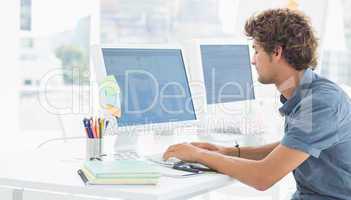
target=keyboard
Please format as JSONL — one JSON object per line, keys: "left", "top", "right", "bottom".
{"left": 146, "top": 154, "right": 212, "bottom": 169}
{"left": 100, "top": 151, "right": 211, "bottom": 172}
{"left": 99, "top": 151, "right": 180, "bottom": 165}
{"left": 146, "top": 154, "right": 182, "bottom": 167}
{"left": 197, "top": 121, "right": 242, "bottom": 135}
{"left": 211, "top": 126, "right": 242, "bottom": 134}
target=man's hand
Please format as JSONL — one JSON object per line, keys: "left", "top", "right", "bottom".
{"left": 191, "top": 142, "right": 232, "bottom": 156}
{"left": 163, "top": 143, "right": 205, "bottom": 162}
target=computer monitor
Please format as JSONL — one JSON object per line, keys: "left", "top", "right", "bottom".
{"left": 91, "top": 45, "right": 198, "bottom": 135}
{"left": 201, "top": 43, "right": 255, "bottom": 105}
{"left": 194, "top": 40, "right": 256, "bottom": 135}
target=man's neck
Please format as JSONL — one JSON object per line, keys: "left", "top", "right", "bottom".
{"left": 275, "top": 69, "right": 305, "bottom": 100}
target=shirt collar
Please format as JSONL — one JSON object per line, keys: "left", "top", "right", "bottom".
{"left": 278, "top": 68, "right": 314, "bottom": 116}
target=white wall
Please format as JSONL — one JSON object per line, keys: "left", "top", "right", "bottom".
{"left": 0, "top": 1, "right": 19, "bottom": 136}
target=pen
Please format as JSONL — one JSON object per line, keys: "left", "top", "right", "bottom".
{"left": 100, "top": 118, "right": 103, "bottom": 138}
{"left": 77, "top": 169, "right": 89, "bottom": 185}
{"left": 83, "top": 119, "right": 90, "bottom": 138}
{"left": 95, "top": 118, "right": 100, "bottom": 138}
{"left": 95, "top": 118, "right": 99, "bottom": 138}
{"left": 92, "top": 118, "right": 97, "bottom": 138}
{"left": 105, "top": 120, "right": 109, "bottom": 131}
{"left": 89, "top": 118, "right": 94, "bottom": 138}
{"left": 98, "top": 118, "right": 101, "bottom": 138}
{"left": 83, "top": 118, "right": 93, "bottom": 138}
{"left": 100, "top": 118, "right": 104, "bottom": 138}
{"left": 89, "top": 119, "right": 95, "bottom": 138}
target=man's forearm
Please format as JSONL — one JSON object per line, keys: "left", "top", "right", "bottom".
{"left": 195, "top": 142, "right": 308, "bottom": 191}
{"left": 225, "top": 141, "right": 280, "bottom": 160}
{"left": 196, "top": 150, "right": 268, "bottom": 190}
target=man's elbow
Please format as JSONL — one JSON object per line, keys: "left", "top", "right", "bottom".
{"left": 252, "top": 177, "right": 275, "bottom": 191}
{"left": 253, "top": 184, "right": 271, "bottom": 191}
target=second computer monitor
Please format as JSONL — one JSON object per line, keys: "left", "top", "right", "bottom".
{"left": 100, "top": 47, "right": 197, "bottom": 128}
{"left": 200, "top": 44, "right": 255, "bottom": 105}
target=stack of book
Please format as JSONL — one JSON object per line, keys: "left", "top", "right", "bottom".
{"left": 78, "top": 160, "right": 160, "bottom": 185}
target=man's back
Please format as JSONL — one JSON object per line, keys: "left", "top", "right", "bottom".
{"left": 281, "top": 70, "right": 351, "bottom": 199}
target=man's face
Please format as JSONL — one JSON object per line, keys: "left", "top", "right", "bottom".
{"left": 251, "top": 42, "right": 276, "bottom": 84}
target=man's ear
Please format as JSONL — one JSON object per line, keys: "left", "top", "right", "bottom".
{"left": 272, "top": 46, "right": 283, "bottom": 60}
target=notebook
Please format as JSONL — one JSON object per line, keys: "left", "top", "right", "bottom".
{"left": 79, "top": 160, "right": 160, "bottom": 185}
{"left": 79, "top": 168, "right": 159, "bottom": 185}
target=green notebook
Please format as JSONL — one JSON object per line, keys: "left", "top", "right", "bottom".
{"left": 81, "top": 168, "right": 159, "bottom": 185}
{"left": 84, "top": 160, "right": 160, "bottom": 178}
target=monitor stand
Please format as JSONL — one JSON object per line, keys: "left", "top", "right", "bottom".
{"left": 101, "top": 128, "right": 139, "bottom": 154}
{"left": 113, "top": 133, "right": 138, "bottom": 152}
{"left": 197, "top": 128, "right": 243, "bottom": 145}
{"left": 196, "top": 116, "right": 241, "bottom": 142}
{"left": 100, "top": 117, "right": 140, "bottom": 153}
{"left": 110, "top": 127, "right": 176, "bottom": 153}
{"left": 153, "top": 128, "right": 176, "bottom": 136}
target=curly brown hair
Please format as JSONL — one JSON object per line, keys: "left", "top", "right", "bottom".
{"left": 245, "top": 8, "right": 318, "bottom": 70}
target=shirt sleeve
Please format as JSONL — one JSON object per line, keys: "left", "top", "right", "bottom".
{"left": 281, "top": 95, "right": 338, "bottom": 158}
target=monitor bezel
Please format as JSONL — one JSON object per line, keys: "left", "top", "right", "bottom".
{"left": 91, "top": 44, "right": 199, "bottom": 134}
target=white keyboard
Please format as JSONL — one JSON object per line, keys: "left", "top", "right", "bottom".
{"left": 100, "top": 151, "right": 180, "bottom": 165}
{"left": 211, "top": 126, "right": 242, "bottom": 134}
{"left": 146, "top": 154, "right": 182, "bottom": 167}
{"left": 102, "top": 152, "right": 210, "bottom": 171}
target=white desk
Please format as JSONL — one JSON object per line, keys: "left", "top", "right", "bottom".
{"left": 0, "top": 133, "right": 244, "bottom": 200}
{"left": 0, "top": 97, "right": 287, "bottom": 200}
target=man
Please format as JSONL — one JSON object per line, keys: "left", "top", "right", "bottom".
{"left": 163, "top": 8, "right": 351, "bottom": 199}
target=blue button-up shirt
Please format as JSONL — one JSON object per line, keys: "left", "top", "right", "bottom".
{"left": 279, "top": 69, "right": 351, "bottom": 199}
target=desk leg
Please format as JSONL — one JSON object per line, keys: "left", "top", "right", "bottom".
{"left": 12, "top": 188, "right": 24, "bottom": 200}
{"left": 12, "top": 188, "right": 23, "bottom": 200}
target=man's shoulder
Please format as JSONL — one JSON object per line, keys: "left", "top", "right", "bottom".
{"left": 295, "top": 75, "right": 343, "bottom": 113}
{"left": 310, "top": 76, "right": 343, "bottom": 105}
{"left": 310, "top": 74, "right": 339, "bottom": 91}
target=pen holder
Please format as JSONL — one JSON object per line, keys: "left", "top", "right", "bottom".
{"left": 86, "top": 138, "right": 103, "bottom": 160}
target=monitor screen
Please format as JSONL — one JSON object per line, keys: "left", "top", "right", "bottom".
{"left": 102, "top": 48, "right": 196, "bottom": 127}
{"left": 200, "top": 44, "right": 255, "bottom": 104}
